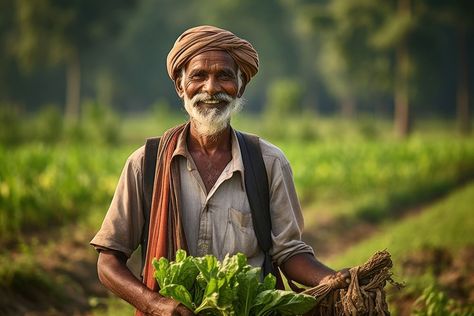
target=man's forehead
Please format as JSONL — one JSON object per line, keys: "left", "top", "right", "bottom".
{"left": 185, "top": 50, "right": 237, "bottom": 72}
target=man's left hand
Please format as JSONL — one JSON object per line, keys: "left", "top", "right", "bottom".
{"left": 319, "top": 268, "right": 351, "bottom": 289}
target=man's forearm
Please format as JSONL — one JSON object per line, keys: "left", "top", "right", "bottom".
{"left": 280, "top": 253, "right": 336, "bottom": 287}
{"left": 97, "top": 250, "right": 169, "bottom": 314}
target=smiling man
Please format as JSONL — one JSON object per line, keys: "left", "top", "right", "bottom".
{"left": 91, "top": 26, "right": 348, "bottom": 316}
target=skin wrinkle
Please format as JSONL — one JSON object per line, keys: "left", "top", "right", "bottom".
{"left": 179, "top": 66, "right": 244, "bottom": 137}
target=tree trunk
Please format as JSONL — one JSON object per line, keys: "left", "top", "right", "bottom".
{"left": 65, "top": 51, "right": 81, "bottom": 122}
{"left": 394, "top": 0, "right": 412, "bottom": 138}
{"left": 341, "top": 97, "right": 355, "bottom": 118}
{"left": 457, "top": 24, "right": 470, "bottom": 135}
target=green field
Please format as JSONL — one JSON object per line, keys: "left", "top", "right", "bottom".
{"left": 0, "top": 115, "right": 473, "bottom": 315}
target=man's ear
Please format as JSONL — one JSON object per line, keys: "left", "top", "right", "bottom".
{"left": 174, "top": 71, "right": 185, "bottom": 98}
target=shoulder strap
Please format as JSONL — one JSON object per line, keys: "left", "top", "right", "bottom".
{"left": 141, "top": 133, "right": 275, "bottom": 278}
{"left": 141, "top": 137, "right": 160, "bottom": 272}
{"left": 236, "top": 131, "right": 274, "bottom": 277}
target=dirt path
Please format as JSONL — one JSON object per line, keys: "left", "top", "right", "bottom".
{"left": 302, "top": 188, "right": 458, "bottom": 261}
{"left": 0, "top": 225, "right": 109, "bottom": 316}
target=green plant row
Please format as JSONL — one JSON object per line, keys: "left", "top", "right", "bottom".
{"left": 0, "top": 144, "right": 130, "bottom": 242}
{"left": 282, "top": 137, "right": 474, "bottom": 220}
{"left": 1, "top": 134, "right": 472, "bottom": 244}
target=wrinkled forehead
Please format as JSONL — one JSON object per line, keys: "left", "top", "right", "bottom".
{"left": 183, "top": 50, "right": 238, "bottom": 74}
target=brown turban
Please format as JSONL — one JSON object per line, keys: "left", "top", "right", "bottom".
{"left": 166, "top": 25, "right": 259, "bottom": 84}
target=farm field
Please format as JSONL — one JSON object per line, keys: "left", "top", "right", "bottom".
{"left": 0, "top": 116, "right": 473, "bottom": 315}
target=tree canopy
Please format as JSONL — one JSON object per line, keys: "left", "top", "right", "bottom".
{"left": 1, "top": 0, "right": 472, "bottom": 135}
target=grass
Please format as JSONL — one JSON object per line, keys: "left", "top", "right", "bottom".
{"left": 0, "top": 144, "right": 137, "bottom": 242}
{"left": 325, "top": 182, "right": 474, "bottom": 314}
{"left": 327, "top": 182, "right": 474, "bottom": 270}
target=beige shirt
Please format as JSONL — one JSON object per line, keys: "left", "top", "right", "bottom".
{"left": 90, "top": 126, "right": 314, "bottom": 268}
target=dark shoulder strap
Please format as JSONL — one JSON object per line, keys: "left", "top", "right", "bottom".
{"left": 140, "top": 133, "right": 274, "bottom": 278}
{"left": 236, "top": 131, "right": 274, "bottom": 277}
{"left": 141, "top": 137, "right": 160, "bottom": 271}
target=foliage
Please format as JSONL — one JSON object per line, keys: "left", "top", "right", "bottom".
{"left": 413, "top": 285, "right": 474, "bottom": 316}
{"left": 153, "top": 250, "right": 316, "bottom": 315}
{"left": 0, "top": 105, "right": 24, "bottom": 146}
{"left": 265, "top": 78, "right": 304, "bottom": 117}
{"left": 327, "top": 182, "right": 474, "bottom": 315}
{"left": 282, "top": 136, "right": 474, "bottom": 218}
{"left": 0, "top": 143, "right": 129, "bottom": 242}
{"left": 74, "top": 101, "right": 122, "bottom": 145}
{"left": 328, "top": 182, "right": 474, "bottom": 272}
{"left": 33, "top": 104, "right": 64, "bottom": 144}
{"left": 0, "top": 102, "right": 123, "bottom": 146}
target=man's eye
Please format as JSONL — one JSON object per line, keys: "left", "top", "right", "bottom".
{"left": 190, "top": 73, "right": 204, "bottom": 80}
{"left": 220, "top": 74, "right": 234, "bottom": 80}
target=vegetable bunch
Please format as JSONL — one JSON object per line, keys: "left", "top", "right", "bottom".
{"left": 152, "top": 250, "right": 316, "bottom": 315}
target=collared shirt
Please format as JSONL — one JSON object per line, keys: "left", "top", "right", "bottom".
{"left": 90, "top": 125, "right": 314, "bottom": 268}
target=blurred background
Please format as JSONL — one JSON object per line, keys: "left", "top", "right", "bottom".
{"left": 0, "top": 0, "right": 473, "bottom": 315}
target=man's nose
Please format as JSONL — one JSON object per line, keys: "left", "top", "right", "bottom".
{"left": 202, "top": 76, "right": 221, "bottom": 96}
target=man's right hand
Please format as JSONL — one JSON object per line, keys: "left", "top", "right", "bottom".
{"left": 143, "top": 292, "right": 194, "bottom": 316}
{"left": 97, "top": 249, "right": 194, "bottom": 316}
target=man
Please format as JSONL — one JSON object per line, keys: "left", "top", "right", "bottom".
{"left": 91, "top": 25, "right": 348, "bottom": 316}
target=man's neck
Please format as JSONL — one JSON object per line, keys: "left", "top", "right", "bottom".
{"left": 187, "top": 122, "right": 232, "bottom": 155}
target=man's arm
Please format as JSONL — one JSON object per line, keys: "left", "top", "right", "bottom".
{"left": 97, "top": 249, "right": 193, "bottom": 316}
{"left": 280, "top": 252, "right": 350, "bottom": 288}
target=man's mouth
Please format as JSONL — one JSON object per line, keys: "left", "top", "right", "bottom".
{"left": 202, "top": 99, "right": 221, "bottom": 104}
{"left": 198, "top": 99, "right": 228, "bottom": 108}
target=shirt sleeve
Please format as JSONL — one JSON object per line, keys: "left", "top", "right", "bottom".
{"left": 262, "top": 141, "right": 315, "bottom": 265}
{"left": 90, "top": 146, "right": 145, "bottom": 258}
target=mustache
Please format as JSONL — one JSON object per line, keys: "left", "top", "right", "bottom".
{"left": 190, "top": 92, "right": 234, "bottom": 104}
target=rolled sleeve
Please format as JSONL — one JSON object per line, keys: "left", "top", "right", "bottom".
{"left": 90, "top": 146, "right": 145, "bottom": 258}
{"left": 262, "top": 141, "right": 314, "bottom": 266}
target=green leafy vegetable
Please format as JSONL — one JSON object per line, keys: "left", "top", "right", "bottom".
{"left": 153, "top": 250, "right": 316, "bottom": 315}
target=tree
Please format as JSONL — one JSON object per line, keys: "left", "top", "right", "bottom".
{"left": 426, "top": 0, "right": 474, "bottom": 135}
{"left": 301, "top": 0, "right": 434, "bottom": 137}
{"left": 8, "top": 0, "right": 135, "bottom": 121}
{"left": 300, "top": 0, "right": 393, "bottom": 118}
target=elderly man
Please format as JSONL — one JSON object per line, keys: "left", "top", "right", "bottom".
{"left": 91, "top": 26, "right": 347, "bottom": 316}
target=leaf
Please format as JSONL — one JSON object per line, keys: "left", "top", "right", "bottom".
{"left": 220, "top": 252, "right": 248, "bottom": 284}
{"left": 234, "top": 267, "right": 260, "bottom": 316}
{"left": 273, "top": 293, "right": 317, "bottom": 315}
{"left": 194, "top": 255, "right": 218, "bottom": 282}
{"left": 175, "top": 249, "right": 187, "bottom": 262}
{"left": 251, "top": 290, "right": 316, "bottom": 316}
{"left": 260, "top": 273, "right": 276, "bottom": 292}
{"left": 152, "top": 257, "right": 170, "bottom": 289}
{"left": 195, "top": 292, "right": 234, "bottom": 316}
{"left": 159, "top": 284, "right": 195, "bottom": 311}
{"left": 172, "top": 256, "right": 200, "bottom": 291}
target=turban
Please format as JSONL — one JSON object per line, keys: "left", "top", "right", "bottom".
{"left": 166, "top": 25, "right": 259, "bottom": 84}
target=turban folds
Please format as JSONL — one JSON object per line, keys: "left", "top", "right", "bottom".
{"left": 166, "top": 25, "right": 259, "bottom": 84}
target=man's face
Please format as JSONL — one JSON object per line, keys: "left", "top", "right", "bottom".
{"left": 176, "top": 50, "right": 244, "bottom": 136}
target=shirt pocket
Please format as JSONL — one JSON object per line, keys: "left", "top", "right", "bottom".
{"left": 222, "top": 207, "right": 259, "bottom": 259}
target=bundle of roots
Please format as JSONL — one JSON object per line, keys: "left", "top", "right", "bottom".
{"left": 303, "top": 250, "right": 401, "bottom": 316}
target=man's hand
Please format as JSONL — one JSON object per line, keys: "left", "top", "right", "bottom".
{"left": 97, "top": 250, "right": 194, "bottom": 315}
{"left": 280, "top": 253, "right": 351, "bottom": 288}
{"left": 143, "top": 292, "right": 194, "bottom": 316}
{"left": 319, "top": 268, "right": 351, "bottom": 290}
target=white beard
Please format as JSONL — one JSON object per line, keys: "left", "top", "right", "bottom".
{"left": 183, "top": 92, "right": 243, "bottom": 137}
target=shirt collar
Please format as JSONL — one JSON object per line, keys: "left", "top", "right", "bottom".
{"left": 171, "top": 122, "right": 245, "bottom": 189}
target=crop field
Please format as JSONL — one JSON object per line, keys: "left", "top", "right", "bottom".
{"left": 0, "top": 115, "right": 473, "bottom": 315}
